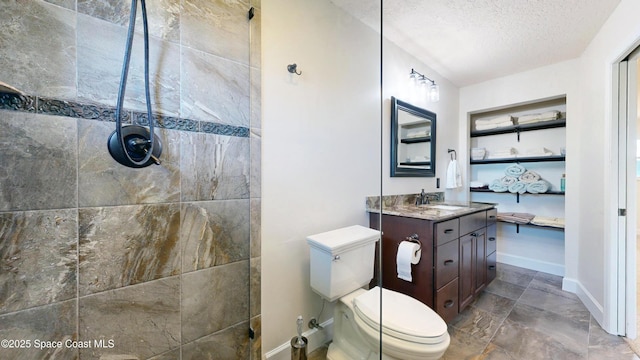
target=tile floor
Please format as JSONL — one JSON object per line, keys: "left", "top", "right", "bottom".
{"left": 308, "top": 263, "right": 638, "bottom": 359}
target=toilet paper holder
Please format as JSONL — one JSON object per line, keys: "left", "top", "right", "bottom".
{"left": 405, "top": 234, "right": 422, "bottom": 255}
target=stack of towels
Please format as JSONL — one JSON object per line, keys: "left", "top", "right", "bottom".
{"left": 517, "top": 110, "right": 560, "bottom": 125}
{"left": 475, "top": 115, "right": 514, "bottom": 131}
{"left": 496, "top": 213, "right": 564, "bottom": 229}
{"left": 488, "top": 164, "right": 550, "bottom": 194}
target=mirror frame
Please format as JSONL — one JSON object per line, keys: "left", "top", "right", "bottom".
{"left": 390, "top": 96, "right": 437, "bottom": 177}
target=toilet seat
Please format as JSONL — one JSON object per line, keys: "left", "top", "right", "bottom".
{"left": 353, "top": 286, "right": 448, "bottom": 345}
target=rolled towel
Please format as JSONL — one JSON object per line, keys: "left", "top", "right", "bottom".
{"left": 508, "top": 181, "right": 528, "bottom": 194}
{"left": 500, "top": 175, "right": 518, "bottom": 186}
{"left": 519, "top": 170, "right": 540, "bottom": 183}
{"left": 489, "top": 179, "right": 508, "bottom": 192}
{"left": 526, "top": 180, "right": 549, "bottom": 193}
{"left": 505, "top": 164, "right": 526, "bottom": 176}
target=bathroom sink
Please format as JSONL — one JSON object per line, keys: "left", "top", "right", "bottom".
{"left": 427, "top": 204, "right": 467, "bottom": 211}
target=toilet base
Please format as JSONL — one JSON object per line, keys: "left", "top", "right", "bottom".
{"left": 330, "top": 289, "right": 449, "bottom": 360}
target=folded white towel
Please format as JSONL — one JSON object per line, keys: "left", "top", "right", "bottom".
{"left": 476, "top": 115, "right": 514, "bottom": 126}
{"left": 530, "top": 216, "right": 565, "bottom": 228}
{"left": 446, "top": 159, "right": 462, "bottom": 189}
{"left": 517, "top": 111, "right": 560, "bottom": 124}
{"left": 475, "top": 121, "right": 514, "bottom": 131}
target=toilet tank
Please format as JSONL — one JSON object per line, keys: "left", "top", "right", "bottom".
{"left": 306, "top": 225, "right": 380, "bottom": 301}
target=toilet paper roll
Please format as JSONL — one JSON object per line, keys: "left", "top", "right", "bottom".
{"left": 396, "top": 241, "right": 421, "bottom": 282}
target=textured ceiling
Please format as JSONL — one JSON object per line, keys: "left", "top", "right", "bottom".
{"left": 330, "top": 0, "right": 621, "bottom": 86}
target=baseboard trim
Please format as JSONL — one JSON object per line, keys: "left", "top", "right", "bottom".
{"left": 497, "top": 252, "right": 565, "bottom": 276}
{"left": 265, "top": 318, "right": 333, "bottom": 360}
{"left": 563, "top": 277, "right": 605, "bottom": 326}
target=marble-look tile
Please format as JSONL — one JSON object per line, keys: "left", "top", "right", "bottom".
{"left": 250, "top": 315, "right": 261, "bottom": 360}
{"left": 78, "top": 0, "right": 181, "bottom": 42}
{"left": 77, "top": 14, "right": 181, "bottom": 116}
{"left": 495, "top": 263, "right": 538, "bottom": 287}
{"left": 182, "top": 321, "right": 250, "bottom": 360}
{"left": 250, "top": 257, "right": 261, "bottom": 318}
{"left": 181, "top": 200, "right": 250, "bottom": 272}
{"left": 250, "top": 199, "right": 261, "bottom": 258}
{"left": 469, "top": 291, "right": 516, "bottom": 319}
{"left": 78, "top": 204, "right": 181, "bottom": 296}
{"left": 45, "top": 0, "right": 75, "bottom": 10}
{"left": 442, "top": 326, "right": 489, "bottom": 360}
{"left": 518, "top": 280, "right": 590, "bottom": 322}
{"left": 180, "top": 132, "right": 250, "bottom": 201}
{"left": 0, "top": 210, "right": 77, "bottom": 315}
{"left": 483, "top": 279, "right": 527, "bottom": 301}
{"left": 180, "top": 47, "right": 250, "bottom": 126}
{"left": 589, "top": 318, "right": 636, "bottom": 359}
{"left": 77, "top": 120, "right": 180, "bottom": 207}
{"left": 450, "top": 306, "right": 504, "bottom": 344}
{"left": 79, "top": 277, "right": 180, "bottom": 360}
{"left": 250, "top": 129, "right": 262, "bottom": 199}
{"left": 181, "top": 261, "right": 250, "bottom": 343}
{"left": 249, "top": 5, "right": 261, "bottom": 69}
{"left": 0, "top": 1, "right": 76, "bottom": 98}
{"left": 0, "top": 112, "right": 77, "bottom": 211}
{"left": 181, "top": 0, "right": 250, "bottom": 64}
{"left": 492, "top": 303, "right": 589, "bottom": 359}
{"left": 0, "top": 300, "right": 77, "bottom": 360}
{"left": 479, "top": 342, "right": 516, "bottom": 360}
{"left": 147, "top": 348, "right": 180, "bottom": 360}
{"left": 250, "top": 68, "right": 261, "bottom": 129}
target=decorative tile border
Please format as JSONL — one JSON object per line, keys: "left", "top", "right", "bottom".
{"left": 0, "top": 91, "right": 249, "bottom": 138}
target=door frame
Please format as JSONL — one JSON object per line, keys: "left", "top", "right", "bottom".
{"left": 612, "top": 44, "right": 640, "bottom": 339}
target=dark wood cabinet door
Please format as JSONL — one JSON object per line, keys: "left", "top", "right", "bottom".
{"left": 459, "top": 233, "right": 474, "bottom": 311}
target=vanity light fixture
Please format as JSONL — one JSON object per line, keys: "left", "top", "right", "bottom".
{"left": 409, "top": 68, "right": 439, "bottom": 102}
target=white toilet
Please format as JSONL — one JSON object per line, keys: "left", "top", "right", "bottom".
{"left": 306, "top": 225, "right": 450, "bottom": 360}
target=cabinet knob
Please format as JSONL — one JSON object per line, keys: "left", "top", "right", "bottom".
{"left": 444, "top": 229, "right": 454, "bottom": 234}
{"left": 444, "top": 300, "right": 455, "bottom": 309}
{"left": 488, "top": 265, "right": 496, "bottom": 270}
{"left": 471, "top": 232, "right": 478, "bottom": 237}
{"left": 444, "top": 260, "right": 454, "bottom": 265}
{"left": 488, "top": 237, "right": 496, "bottom": 242}
{"left": 489, "top": 215, "right": 496, "bottom": 219}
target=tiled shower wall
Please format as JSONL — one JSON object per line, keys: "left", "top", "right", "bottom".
{"left": 0, "top": 1, "right": 261, "bottom": 359}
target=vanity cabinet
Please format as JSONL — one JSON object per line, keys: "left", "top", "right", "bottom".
{"left": 369, "top": 207, "right": 496, "bottom": 323}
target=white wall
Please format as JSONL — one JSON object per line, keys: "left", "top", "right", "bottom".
{"left": 262, "top": 0, "right": 461, "bottom": 355}
{"left": 458, "top": 0, "right": 640, "bottom": 332}
{"left": 575, "top": 0, "right": 640, "bottom": 331}
{"left": 262, "top": 0, "right": 380, "bottom": 354}
{"left": 459, "top": 60, "right": 579, "bottom": 277}
{"left": 381, "top": 40, "right": 461, "bottom": 197}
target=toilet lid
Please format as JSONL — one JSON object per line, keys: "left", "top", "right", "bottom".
{"left": 353, "top": 287, "right": 448, "bottom": 344}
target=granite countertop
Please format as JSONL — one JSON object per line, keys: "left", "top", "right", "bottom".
{"left": 366, "top": 193, "right": 496, "bottom": 222}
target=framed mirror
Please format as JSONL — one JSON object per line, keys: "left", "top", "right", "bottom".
{"left": 390, "top": 96, "right": 436, "bottom": 177}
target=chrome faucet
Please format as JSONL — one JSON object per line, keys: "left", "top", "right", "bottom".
{"left": 416, "top": 189, "right": 430, "bottom": 205}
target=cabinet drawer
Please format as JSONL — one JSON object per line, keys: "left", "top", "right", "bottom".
{"left": 435, "top": 278, "right": 459, "bottom": 323}
{"left": 487, "top": 251, "right": 497, "bottom": 284}
{"left": 435, "top": 218, "right": 459, "bottom": 246}
{"left": 435, "top": 239, "right": 459, "bottom": 288}
{"left": 460, "top": 211, "right": 486, "bottom": 236}
{"left": 487, "top": 208, "right": 497, "bottom": 225}
{"left": 486, "top": 224, "right": 497, "bottom": 255}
